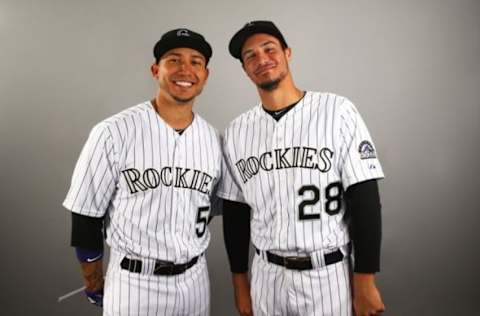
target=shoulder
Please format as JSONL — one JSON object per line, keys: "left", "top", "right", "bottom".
{"left": 88, "top": 101, "right": 153, "bottom": 141}
{"left": 100, "top": 101, "right": 151, "bottom": 127}
{"left": 307, "top": 91, "right": 360, "bottom": 119}
{"left": 193, "top": 114, "right": 221, "bottom": 140}
{"left": 304, "top": 91, "right": 350, "bottom": 109}
{"left": 224, "top": 105, "right": 260, "bottom": 137}
{"left": 84, "top": 101, "right": 148, "bottom": 141}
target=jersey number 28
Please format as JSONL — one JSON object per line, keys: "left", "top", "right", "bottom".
{"left": 298, "top": 182, "right": 343, "bottom": 220}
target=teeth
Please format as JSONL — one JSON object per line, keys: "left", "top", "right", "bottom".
{"left": 175, "top": 81, "right": 193, "bottom": 87}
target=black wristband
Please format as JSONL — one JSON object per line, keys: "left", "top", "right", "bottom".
{"left": 345, "top": 180, "right": 382, "bottom": 273}
{"left": 222, "top": 199, "right": 251, "bottom": 273}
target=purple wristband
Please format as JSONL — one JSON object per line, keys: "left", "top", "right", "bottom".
{"left": 75, "top": 247, "right": 103, "bottom": 263}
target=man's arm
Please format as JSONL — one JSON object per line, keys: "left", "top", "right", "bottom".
{"left": 222, "top": 199, "right": 252, "bottom": 316}
{"left": 345, "top": 180, "right": 385, "bottom": 316}
{"left": 71, "top": 213, "right": 105, "bottom": 307}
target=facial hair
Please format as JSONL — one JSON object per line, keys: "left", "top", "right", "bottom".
{"left": 257, "top": 70, "right": 287, "bottom": 92}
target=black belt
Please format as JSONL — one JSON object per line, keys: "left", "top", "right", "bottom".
{"left": 255, "top": 248, "right": 345, "bottom": 270}
{"left": 120, "top": 255, "right": 201, "bottom": 276}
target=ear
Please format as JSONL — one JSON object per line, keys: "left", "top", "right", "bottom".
{"left": 285, "top": 47, "right": 292, "bottom": 61}
{"left": 204, "top": 67, "right": 210, "bottom": 82}
{"left": 150, "top": 63, "right": 159, "bottom": 78}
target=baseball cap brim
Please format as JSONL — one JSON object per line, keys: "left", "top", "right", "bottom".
{"left": 228, "top": 21, "right": 288, "bottom": 60}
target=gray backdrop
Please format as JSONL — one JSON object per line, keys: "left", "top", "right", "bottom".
{"left": 1, "top": 0, "right": 479, "bottom": 315}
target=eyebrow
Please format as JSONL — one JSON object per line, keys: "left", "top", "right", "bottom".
{"left": 163, "top": 52, "right": 205, "bottom": 62}
{"left": 191, "top": 54, "right": 206, "bottom": 62}
{"left": 163, "top": 52, "right": 182, "bottom": 58}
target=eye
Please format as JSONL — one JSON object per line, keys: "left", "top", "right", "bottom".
{"left": 191, "top": 59, "right": 204, "bottom": 67}
{"left": 245, "top": 52, "right": 256, "bottom": 60}
{"left": 168, "top": 58, "right": 180, "bottom": 64}
{"left": 265, "top": 47, "right": 276, "bottom": 53}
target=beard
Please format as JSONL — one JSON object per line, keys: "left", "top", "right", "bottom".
{"left": 256, "top": 70, "right": 287, "bottom": 92}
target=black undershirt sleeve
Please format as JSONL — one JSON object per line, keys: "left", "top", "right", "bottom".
{"left": 344, "top": 179, "right": 382, "bottom": 273}
{"left": 222, "top": 199, "right": 251, "bottom": 273}
{"left": 70, "top": 213, "right": 104, "bottom": 251}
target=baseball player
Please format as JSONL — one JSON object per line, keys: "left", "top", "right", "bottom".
{"left": 218, "top": 21, "right": 385, "bottom": 316}
{"left": 64, "top": 28, "right": 222, "bottom": 316}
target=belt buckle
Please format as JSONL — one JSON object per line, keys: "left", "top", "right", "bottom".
{"left": 283, "top": 256, "right": 305, "bottom": 270}
{"left": 154, "top": 259, "right": 174, "bottom": 275}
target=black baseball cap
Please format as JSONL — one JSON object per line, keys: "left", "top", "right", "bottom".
{"left": 228, "top": 21, "right": 288, "bottom": 60}
{"left": 153, "top": 28, "right": 212, "bottom": 64}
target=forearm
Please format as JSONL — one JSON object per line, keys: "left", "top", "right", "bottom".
{"left": 345, "top": 180, "right": 382, "bottom": 273}
{"left": 353, "top": 272, "right": 375, "bottom": 287}
{"left": 80, "top": 260, "right": 104, "bottom": 292}
{"left": 231, "top": 272, "right": 253, "bottom": 316}
{"left": 222, "top": 199, "right": 251, "bottom": 273}
{"left": 232, "top": 272, "right": 250, "bottom": 288}
{"left": 71, "top": 213, "right": 105, "bottom": 306}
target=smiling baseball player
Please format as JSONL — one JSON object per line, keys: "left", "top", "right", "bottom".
{"left": 64, "top": 28, "right": 221, "bottom": 315}
{"left": 219, "top": 21, "right": 386, "bottom": 316}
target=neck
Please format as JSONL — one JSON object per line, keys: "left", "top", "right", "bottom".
{"left": 257, "top": 75, "right": 303, "bottom": 111}
{"left": 152, "top": 92, "right": 194, "bottom": 130}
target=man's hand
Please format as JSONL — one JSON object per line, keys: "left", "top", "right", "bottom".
{"left": 80, "top": 260, "right": 104, "bottom": 307}
{"left": 85, "top": 288, "right": 103, "bottom": 307}
{"left": 232, "top": 273, "right": 253, "bottom": 316}
{"left": 352, "top": 273, "right": 385, "bottom": 316}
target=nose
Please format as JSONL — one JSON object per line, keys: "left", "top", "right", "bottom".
{"left": 178, "top": 61, "right": 190, "bottom": 72}
{"left": 257, "top": 51, "right": 270, "bottom": 66}
{"left": 173, "top": 59, "right": 194, "bottom": 74}
{"left": 256, "top": 51, "right": 269, "bottom": 65}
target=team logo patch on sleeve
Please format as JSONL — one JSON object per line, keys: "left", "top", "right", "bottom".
{"left": 358, "top": 140, "right": 377, "bottom": 159}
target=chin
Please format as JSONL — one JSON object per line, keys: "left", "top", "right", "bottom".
{"left": 173, "top": 95, "right": 195, "bottom": 104}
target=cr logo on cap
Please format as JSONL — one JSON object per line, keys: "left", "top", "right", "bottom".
{"left": 177, "top": 29, "right": 190, "bottom": 37}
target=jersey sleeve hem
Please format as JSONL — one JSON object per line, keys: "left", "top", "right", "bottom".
{"left": 62, "top": 199, "right": 106, "bottom": 218}
{"left": 343, "top": 174, "right": 385, "bottom": 191}
{"left": 216, "top": 190, "right": 246, "bottom": 204}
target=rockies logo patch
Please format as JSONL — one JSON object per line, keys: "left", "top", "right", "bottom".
{"left": 177, "top": 29, "right": 190, "bottom": 37}
{"left": 358, "top": 140, "right": 376, "bottom": 159}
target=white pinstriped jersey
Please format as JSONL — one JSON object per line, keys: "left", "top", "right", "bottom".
{"left": 64, "top": 101, "right": 222, "bottom": 263}
{"left": 217, "top": 91, "right": 384, "bottom": 253}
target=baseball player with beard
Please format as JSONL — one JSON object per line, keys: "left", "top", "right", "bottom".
{"left": 64, "top": 28, "right": 221, "bottom": 315}
{"left": 218, "top": 21, "right": 386, "bottom": 316}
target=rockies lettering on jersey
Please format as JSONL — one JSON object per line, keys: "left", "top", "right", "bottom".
{"left": 235, "top": 146, "right": 333, "bottom": 183}
{"left": 121, "top": 167, "right": 215, "bottom": 194}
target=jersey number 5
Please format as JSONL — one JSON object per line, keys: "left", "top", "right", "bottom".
{"left": 196, "top": 206, "right": 210, "bottom": 238}
{"left": 298, "top": 182, "right": 343, "bottom": 220}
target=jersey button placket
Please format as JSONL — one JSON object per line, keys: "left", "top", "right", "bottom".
{"left": 272, "top": 124, "right": 284, "bottom": 250}
{"left": 171, "top": 137, "right": 182, "bottom": 260}
{"left": 174, "top": 139, "right": 185, "bottom": 225}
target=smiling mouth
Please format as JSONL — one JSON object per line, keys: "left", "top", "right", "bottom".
{"left": 173, "top": 80, "right": 194, "bottom": 88}
{"left": 255, "top": 64, "right": 276, "bottom": 76}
